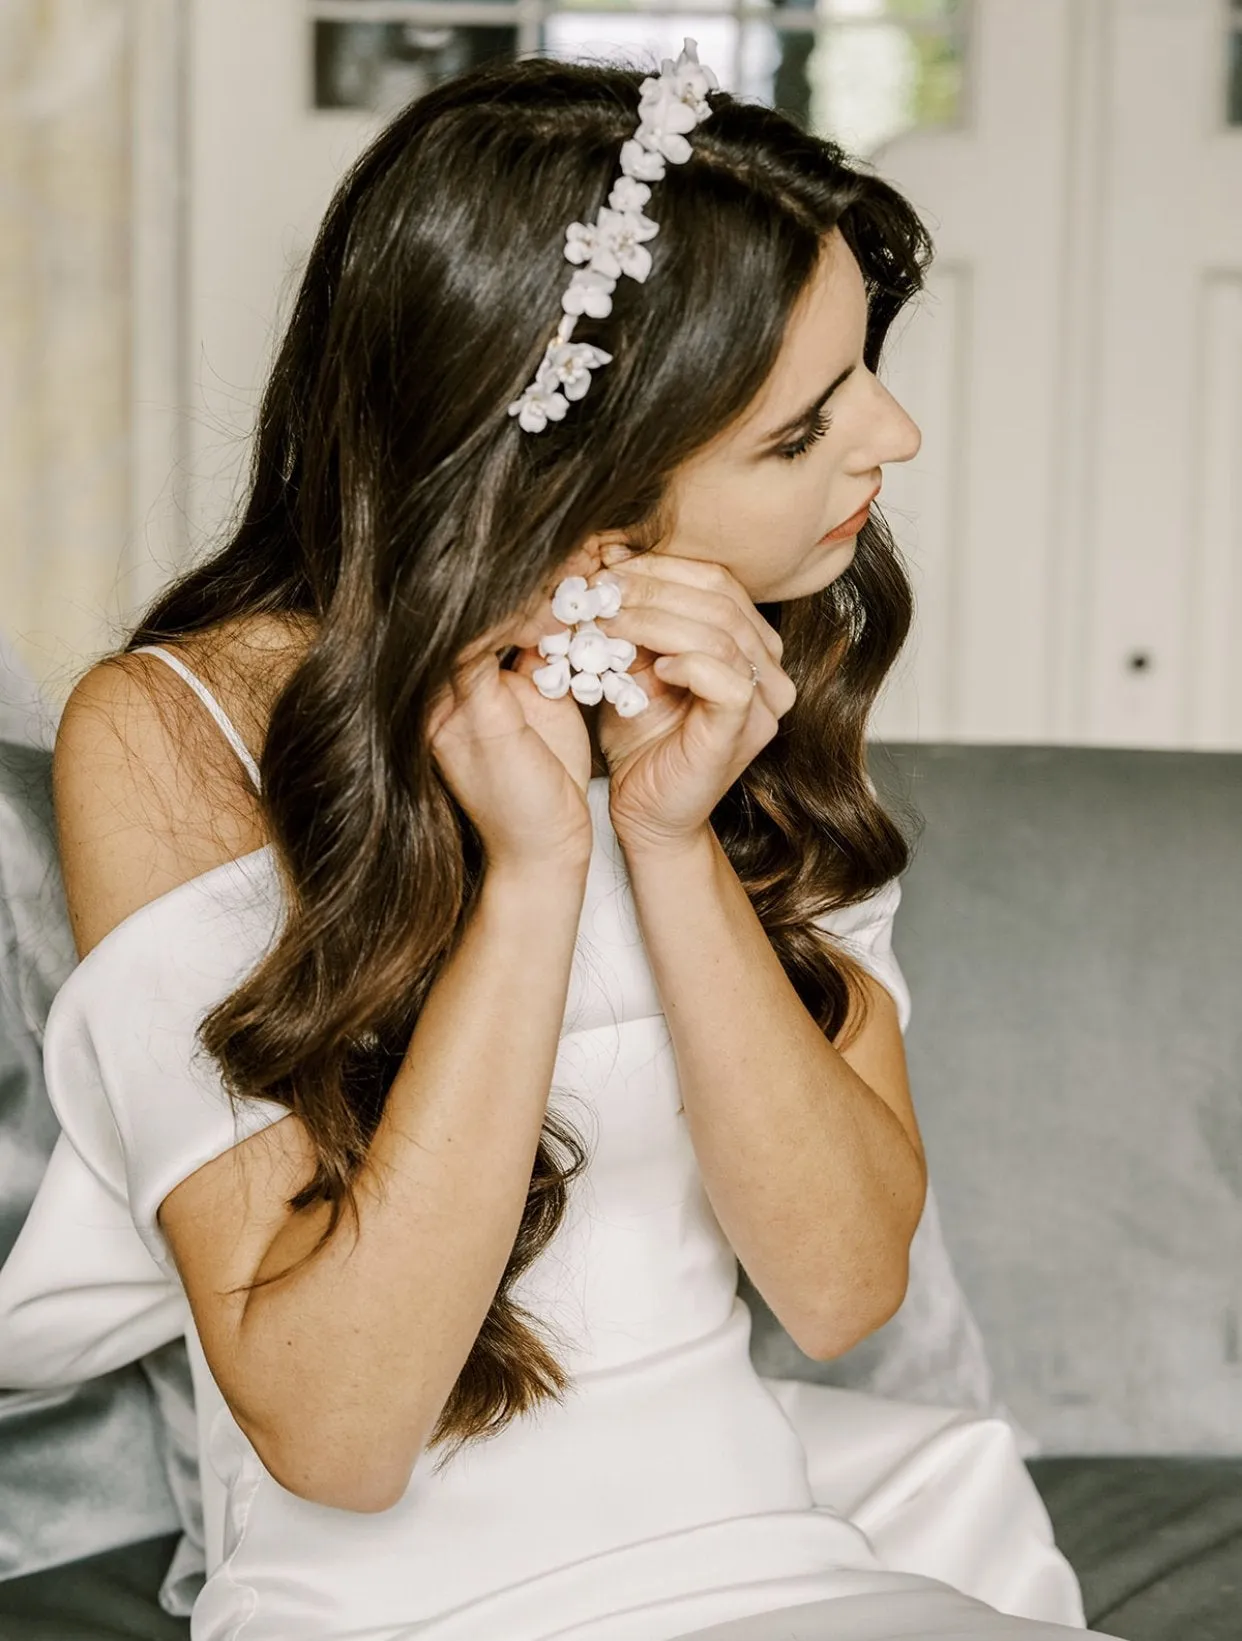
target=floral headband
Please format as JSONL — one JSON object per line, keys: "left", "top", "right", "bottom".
{"left": 507, "top": 37, "right": 719, "bottom": 436}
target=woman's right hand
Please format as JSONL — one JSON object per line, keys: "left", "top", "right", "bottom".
{"left": 428, "top": 624, "right": 593, "bottom": 875}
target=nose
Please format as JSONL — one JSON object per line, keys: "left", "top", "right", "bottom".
{"left": 864, "top": 374, "right": 921, "bottom": 469}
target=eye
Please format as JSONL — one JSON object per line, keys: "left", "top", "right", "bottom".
{"left": 775, "top": 408, "right": 833, "bottom": 462}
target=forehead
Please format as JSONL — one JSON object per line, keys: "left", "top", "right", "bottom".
{"left": 741, "top": 227, "right": 866, "bottom": 428}
{"left": 682, "top": 225, "right": 867, "bottom": 463}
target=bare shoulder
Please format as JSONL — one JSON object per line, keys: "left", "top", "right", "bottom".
{"left": 53, "top": 612, "right": 315, "bottom": 961}
{"left": 54, "top": 613, "right": 327, "bottom": 1457}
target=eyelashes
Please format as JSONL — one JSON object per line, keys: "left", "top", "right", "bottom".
{"left": 776, "top": 409, "right": 834, "bottom": 462}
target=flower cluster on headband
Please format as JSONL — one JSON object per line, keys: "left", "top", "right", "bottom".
{"left": 507, "top": 37, "right": 719, "bottom": 435}
{"left": 532, "top": 574, "right": 650, "bottom": 715}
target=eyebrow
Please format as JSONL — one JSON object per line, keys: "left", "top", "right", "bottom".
{"left": 757, "top": 363, "right": 857, "bottom": 451}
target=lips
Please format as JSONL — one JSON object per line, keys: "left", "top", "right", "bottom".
{"left": 820, "top": 485, "right": 881, "bottom": 543}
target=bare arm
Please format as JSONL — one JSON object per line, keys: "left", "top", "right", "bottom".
{"left": 623, "top": 827, "right": 926, "bottom": 1361}
{"left": 56, "top": 644, "right": 594, "bottom": 1515}
{"left": 163, "top": 858, "right": 589, "bottom": 1513}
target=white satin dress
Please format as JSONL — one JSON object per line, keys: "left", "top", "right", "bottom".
{"left": 0, "top": 645, "right": 1124, "bottom": 1641}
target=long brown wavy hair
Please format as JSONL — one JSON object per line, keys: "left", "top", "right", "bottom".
{"left": 119, "top": 53, "right": 931, "bottom": 1471}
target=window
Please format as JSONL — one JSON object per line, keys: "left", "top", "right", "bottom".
{"left": 1229, "top": 0, "right": 1242, "bottom": 126}
{"left": 309, "top": 0, "right": 970, "bottom": 157}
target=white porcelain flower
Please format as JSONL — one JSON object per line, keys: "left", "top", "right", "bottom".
{"left": 593, "top": 206, "right": 660, "bottom": 282}
{"left": 607, "top": 673, "right": 649, "bottom": 716}
{"left": 537, "top": 628, "right": 571, "bottom": 658}
{"left": 543, "top": 340, "right": 614, "bottom": 401}
{"left": 608, "top": 175, "right": 651, "bottom": 214}
{"left": 550, "top": 576, "right": 600, "bottom": 625}
{"left": 534, "top": 574, "right": 650, "bottom": 712}
{"left": 567, "top": 621, "right": 615, "bottom": 674}
{"left": 511, "top": 37, "right": 715, "bottom": 436}
{"left": 636, "top": 122, "right": 693, "bottom": 167}
{"left": 618, "top": 137, "right": 666, "bottom": 184}
{"left": 642, "top": 38, "right": 718, "bottom": 121}
{"left": 602, "top": 635, "right": 636, "bottom": 670}
{"left": 561, "top": 268, "right": 617, "bottom": 319}
{"left": 566, "top": 207, "right": 659, "bottom": 282}
{"left": 637, "top": 82, "right": 700, "bottom": 139}
{"left": 564, "top": 220, "right": 603, "bottom": 266}
{"left": 592, "top": 577, "right": 623, "bottom": 619}
{"left": 507, "top": 366, "right": 569, "bottom": 433}
{"left": 569, "top": 669, "right": 605, "bottom": 705}
{"left": 532, "top": 655, "right": 571, "bottom": 697}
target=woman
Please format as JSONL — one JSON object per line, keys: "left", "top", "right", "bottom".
{"left": 25, "top": 41, "right": 1123, "bottom": 1641}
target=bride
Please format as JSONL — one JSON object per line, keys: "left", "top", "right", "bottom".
{"left": 1, "top": 39, "right": 1124, "bottom": 1641}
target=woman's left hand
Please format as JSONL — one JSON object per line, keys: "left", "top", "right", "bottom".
{"left": 588, "top": 553, "right": 797, "bottom": 856}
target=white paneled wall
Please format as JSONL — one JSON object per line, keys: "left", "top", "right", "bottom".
{"left": 1193, "top": 276, "right": 1242, "bottom": 745}
{"left": 870, "top": 0, "right": 1242, "bottom": 750}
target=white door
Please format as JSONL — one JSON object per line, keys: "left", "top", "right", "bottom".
{"left": 865, "top": 0, "right": 1079, "bottom": 746}
{"left": 1083, "top": 0, "right": 1242, "bottom": 750}
{"left": 872, "top": 0, "right": 1242, "bottom": 750}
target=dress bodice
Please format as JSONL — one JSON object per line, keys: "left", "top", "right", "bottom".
{"left": 1, "top": 713, "right": 912, "bottom": 1641}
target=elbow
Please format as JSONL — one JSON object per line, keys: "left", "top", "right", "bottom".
{"left": 248, "top": 1421, "right": 417, "bottom": 1515}
{"left": 261, "top": 1445, "right": 410, "bottom": 1515}
{"left": 799, "top": 1255, "right": 911, "bottom": 1363}
{"left": 796, "top": 1163, "right": 924, "bottom": 1364}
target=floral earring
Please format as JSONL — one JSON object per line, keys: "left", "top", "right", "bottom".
{"left": 532, "top": 574, "right": 650, "bottom": 716}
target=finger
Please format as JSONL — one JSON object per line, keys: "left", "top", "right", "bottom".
{"left": 426, "top": 682, "right": 458, "bottom": 741}
{"left": 649, "top": 650, "right": 767, "bottom": 718}
{"left": 508, "top": 645, "right": 542, "bottom": 679}
{"left": 508, "top": 644, "right": 568, "bottom": 690}
{"left": 446, "top": 649, "right": 501, "bottom": 723}
{"left": 454, "top": 647, "right": 497, "bottom": 688}
{"left": 591, "top": 557, "right": 783, "bottom": 662}
{"left": 596, "top": 600, "right": 785, "bottom": 710}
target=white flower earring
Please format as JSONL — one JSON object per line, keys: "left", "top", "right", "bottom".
{"left": 532, "top": 574, "right": 650, "bottom": 716}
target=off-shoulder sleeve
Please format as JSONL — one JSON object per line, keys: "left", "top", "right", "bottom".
{"left": 0, "top": 1129, "right": 191, "bottom": 1387}
{"left": 811, "top": 874, "right": 912, "bottom": 1034}
{"left": 37, "top": 848, "right": 291, "bottom": 1283}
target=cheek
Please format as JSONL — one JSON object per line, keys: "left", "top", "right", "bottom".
{"left": 681, "top": 468, "right": 824, "bottom": 571}
{"left": 754, "top": 473, "right": 834, "bottom": 576}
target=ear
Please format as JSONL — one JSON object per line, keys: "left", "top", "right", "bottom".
{"left": 563, "top": 528, "right": 634, "bottom": 580}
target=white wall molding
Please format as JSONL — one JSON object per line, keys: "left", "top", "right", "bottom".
{"left": 124, "top": 0, "right": 190, "bottom": 622}
{"left": 1188, "top": 274, "right": 1242, "bottom": 746}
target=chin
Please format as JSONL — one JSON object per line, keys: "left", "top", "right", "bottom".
{"left": 773, "top": 539, "right": 857, "bottom": 600}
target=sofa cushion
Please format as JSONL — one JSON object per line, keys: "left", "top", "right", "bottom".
{"left": 1028, "top": 1456, "right": 1242, "bottom": 1641}
{"left": 866, "top": 743, "right": 1242, "bottom": 1456}
{"left": 0, "top": 1531, "right": 189, "bottom": 1640}
{"left": 0, "top": 740, "right": 184, "bottom": 1587}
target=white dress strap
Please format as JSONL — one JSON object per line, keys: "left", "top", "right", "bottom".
{"left": 132, "top": 644, "right": 262, "bottom": 795}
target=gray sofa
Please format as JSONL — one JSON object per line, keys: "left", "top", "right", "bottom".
{"left": 0, "top": 735, "right": 1239, "bottom": 1639}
